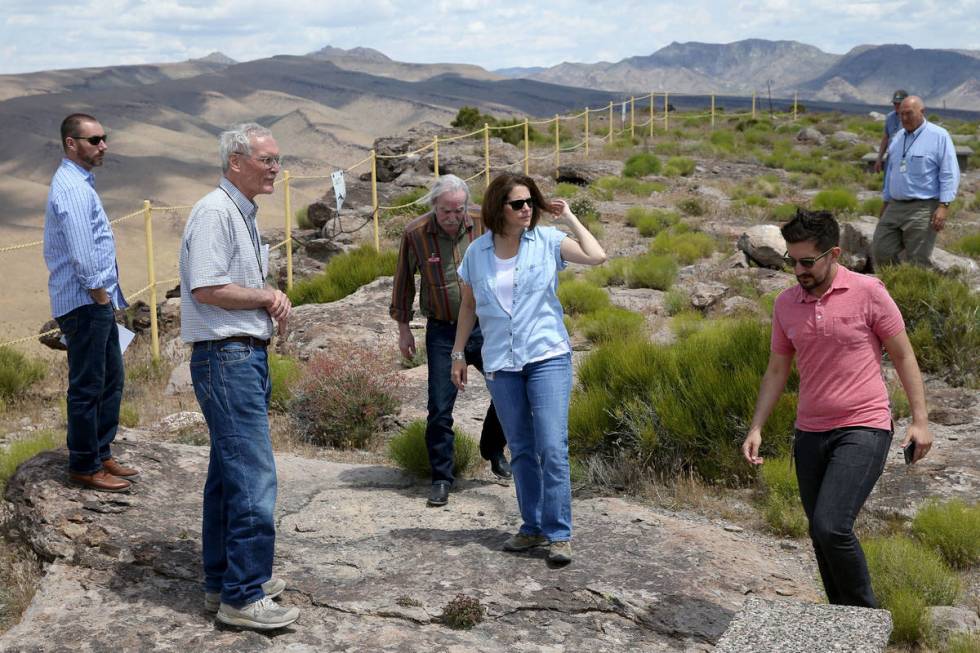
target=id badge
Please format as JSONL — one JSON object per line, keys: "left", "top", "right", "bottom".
{"left": 899, "top": 159, "right": 907, "bottom": 173}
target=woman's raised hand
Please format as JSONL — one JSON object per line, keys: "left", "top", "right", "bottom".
{"left": 547, "top": 199, "right": 575, "bottom": 226}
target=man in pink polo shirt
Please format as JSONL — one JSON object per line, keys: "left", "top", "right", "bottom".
{"left": 742, "top": 209, "right": 932, "bottom": 608}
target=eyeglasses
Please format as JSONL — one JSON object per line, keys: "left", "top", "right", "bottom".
{"left": 234, "top": 152, "right": 281, "bottom": 168}
{"left": 782, "top": 247, "right": 834, "bottom": 269}
{"left": 72, "top": 134, "right": 107, "bottom": 146}
{"left": 506, "top": 198, "right": 533, "bottom": 210}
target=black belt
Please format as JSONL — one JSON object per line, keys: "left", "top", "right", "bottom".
{"left": 194, "top": 336, "right": 269, "bottom": 349}
{"left": 892, "top": 198, "right": 938, "bottom": 203}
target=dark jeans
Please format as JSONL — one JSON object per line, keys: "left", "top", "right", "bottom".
{"left": 191, "top": 340, "right": 277, "bottom": 608}
{"left": 55, "top": 302, "right": 124, "bottom": 475}
{"left": 794, "top": 426, "right": 893, "bottom": 607}
{"left": 425, "top": 318, "right": 506, "bottom": 485}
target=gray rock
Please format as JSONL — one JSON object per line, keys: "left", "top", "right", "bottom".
{"left": 832, "top": 131, "right": 861, "bottom": 145}
{"left": 737, "top": 225, "right": 787, "bottom": 269}
{"left": 715, "top": 597, "right": 892, "bottom": 652}
{"left": 720, "top": 296, "right": 762, "bottom": 317}
{"left": 869, "top": 111, "right": 886, "bottom": 122}
{"left": 689, "top": 281, "right": 728, "bottom": 309}
{"left": 158, "top": 411, "right": 207, "bottom": 433}
{"left": 164, "top": 361, "right": 193, "bottom": 396}
{"left": 303, "top": 238, "right": 345, "bottom": 263}
{"left": 928, "top": 605, "right": 980, "bottom": 641}
{"left": 556, "top": 160, "right": 625, "bottom": 185}
{"left": 796, "top": 127, "right": 826, "bottom": 146}
{"left": 840, "top": 216, "right": 878, "bottom": 272}
{"left": 305, "top": 201, "right": 336, "bottom": 229}
{"left": 607, "top": 287, "right": 667, "bottom": 315}
{"left": 931, "top": 248, "right": 978, "bottom": 275}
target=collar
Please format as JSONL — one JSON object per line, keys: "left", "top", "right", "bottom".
{"left": 795, "top": 263, "right": 851, "bottom": 303}
{"left": 62, "top": 158, "right": 95, "bottom": 185}
{"left": 905, "top": 119, "right": 928, "bottom": 137}
{"left": 478, "top": 226, "right": 537, "bottom": 250}
{"left": 219, "top": 176, "right": 257, "bottom": 219}
{"left": 425, "top": 208, "right": 475, "bottom": 237}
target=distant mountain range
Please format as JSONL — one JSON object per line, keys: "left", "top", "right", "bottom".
{"left": 495, "top": 39, "right": 980, "bottom": 110}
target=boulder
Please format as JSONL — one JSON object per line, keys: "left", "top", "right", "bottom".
{"left": 840, "top": 216, "right": 878, "bottom": 272}
{"left": 737, "top": 225, "right": 786, "bottom": 269}
{"left": 556, "top": 160, "right": 624, "bottom": 185}
{"left": 689, "top": 281, "right": 728, "bottom": 309}
{"left": 868, "top": 111, "right": 886, "bottom": 122}
{"left": 607, "top": 287, "right": 667, "bottom": 315}
{"left": 305, "top": 201, "right": 336, "bottom": 229}
{"left": 832, "top": 131, "right": 862, "bottom": 145}
{"left": 795, "top": 127, "right": 826, "bottom": 146}
{"left": 164, "top": 361, "right": 192, "bottom": 396}
{"left": 931, "top": 248, "right": 978, "bottom": 275}
{"left": 927, "top": 606, "right": 980, "bottom": 642}
{"left": 158, "top": 411, "right": 207, "bottom": 433}
{"left": 720, "top": 296, "right": 762, "bottom": 317}
{"left": 38, "top": 319, "right": 66, "bottom": 351}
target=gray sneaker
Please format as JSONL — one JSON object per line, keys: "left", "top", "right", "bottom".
{"left": 548, "top": 540, "right": 572, "bottom": 564}
{"left": 217, "top": 596, "right": 299, "bottom": 630}
{"left": 503, "top": 532, "right": 548, "bottom": 551}
{"left": 205, "top": 577, "right": 286, "bottom": 613}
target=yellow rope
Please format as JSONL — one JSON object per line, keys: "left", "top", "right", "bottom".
{"left": 376, "top": 141, "right": 434, "bottom": 158}
{"left": 439, "top": 126, "right": 489, "bottom": 143}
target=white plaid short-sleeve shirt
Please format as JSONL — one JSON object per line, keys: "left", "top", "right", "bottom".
{"left": 179, "top": 177, "right": 274, "bottom": 343}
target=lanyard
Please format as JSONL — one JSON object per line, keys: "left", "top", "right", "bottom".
{"left": 902, "top": 127, "right": 923, "bottom": 160}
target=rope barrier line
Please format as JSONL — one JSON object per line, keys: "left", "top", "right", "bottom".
{"left": 378, "top": 195, "right": 429, "bottom": 212}
{"left": 527, "top": 117, "right": 556, "bottom": 126}
{"left": 438, "top": 126, "right": 488, "bottom": 143}
{"left": 486, "top": 123, "right": 523, "bottom": 133}
{"left": 269, "top": 239, "right": 289, "bottom": 251}
{"left": 0, "top": 239, "right": 44, "bottom": 253}
{"left": 108, "top": 209, "right": 144, "bottom": 225}
{"left": 461, "top": 169, "right": 485, "bottom": 184}
{"left": 376, "top": 140, "right": 435, "bottom": 159}
{"left": 149, "top": 205, "right": 194, "bottom": 213}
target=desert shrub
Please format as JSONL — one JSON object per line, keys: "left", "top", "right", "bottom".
{"left": 653, "top": 140, "right": 682, "bottom": 156}
{"left": 295, "top": 206, "right": 312, "bottom": 229}
{"left": 889, "top": 382, "right": 911, "bottom": 420}
{"left": 676, "top": 197, "right": 705, "bottom": 216}
{"left": 911, "top": 499, "right": 980, "bottom": 569}
{"left": 118, "top": 402, "right": 140, "bottom": 428}
{"left": 945, "top": 632, "right": 980, "bottom": 653}
{"left": 625, "top": 207, "right": 678, "bottom": 237}
{"left": 860, "top": 196, "right": 884, "bottom": 216}
{"left": 664, "top": 288, "right": 689, "bottom": 316}
{"left": 663, "top": 156, "right": 696, "bottom": 177}
{"left": 388, "top": 420, "right": 478, "bottom": 478}
{"left": 887, "top": 588, "right": 931, "bottom": 645}
{"left": 626, "top": 253, "right": 677, "bottom": 290}
{"left": 811, "top": 188, "right": 858, "bottom": 214}
{"left": 623, "top": 152, "right": 661, "bottom": 177}
{"left": 570, "top": 197, "right": 604, "bottom": 238}
{"left": 557, "top": 279, "right": 610, "bottom": 315}
{"left": 950, "top": 233, "right": 980, "bottom": 258}
{"left": 0, "top": 430, "right": 60, "bottom": 491}
{"left": 585, "top": 258, "right": 630, "bottom": 287}
{"left": 878, "top": 265, "right": 980, "bottom": 387}
{"left": 269, "top": 353, "right": 302, "bottom": 410}
{"left": 127, "top": 357, "right": 169, "bottom": 384}
{"left": 555, "top": 182, "right": 580, "bottom": 198}
{"left": 709, "top": 130, "right": 735, "bottom": 152}
{"left": 758, "top": 455, "right": 808, "bottom": 537}
{"left": 441, "top": 594, "right": 484, "bottom": 629}
{"left": 570, "top": 319, "right": 798, "bottom": 483}
{"left": 386, "top": 187, "right": 429, "bottom": 217}
{"left": 577, "top": 306, "right": 646, "bottom": 344}
{"left": 739, "top": 194, "right": 769, "bottom": 208}
{"left": 292, "top": 348, "right": 399, "bottom": 448}
{"left": 0, "top": 347, "right": 46, "bottom": 403}
{"left": 649, "top": 229, "right": 715, "bottom": 264}
{"left": 289, "top": 245, "right": 398, "bottom": 306}
{"left": 590, "top": 176, "right": 665, "bottom": 199}
{"left": 769, "top": 203, "right": 799, "bottom": 222}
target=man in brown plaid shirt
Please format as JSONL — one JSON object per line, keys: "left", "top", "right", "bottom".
{"left": 390, "top": 174, "right": 510, "bottom": 507}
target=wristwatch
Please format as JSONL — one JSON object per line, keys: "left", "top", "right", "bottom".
{"left": 940, "top": 202, "right": 951, "bottom": 207}
{"left": 450, "top": 351, "right": 465, "bottom": 362}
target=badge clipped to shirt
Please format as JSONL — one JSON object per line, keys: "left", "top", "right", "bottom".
{"left": 900, "top": 158, "right": 908, "bottom": 174}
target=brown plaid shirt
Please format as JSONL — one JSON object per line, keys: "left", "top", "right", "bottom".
{"left": 389, "top": 207, "right": 485, "bottom": 323}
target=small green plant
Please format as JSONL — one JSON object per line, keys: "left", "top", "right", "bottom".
{"left": 295, "top": 205, "right": 312, "bottom": 229}
{"left": 388, "top": 420, "right": 478, "bottom": 478}
{"left": 400, "top": 343, "right": 427, "bottom": 369}
{"left": 623, "top": 152, "right": 662, "bottom": 177}
{"left": 887, "top": 588, "right": 930, "bottom": 645}
{"left": 769, "top": 203, "right": 799, "bottom": 222}
{"left": 811, "top": 188, "right": 858, "bottom": 214}
{"left": 889, "top": 382, "right": 911, "bottom": 420}
{"left": 663, "top": 288, "right": 689, "bottom": 316}
{"left": 860, "top": 196, "right": 884, "bottom": 216}
{"left": 676, "top": 197, "right": 705, "bottom": 216}
{"left": 911, "top": 499, "right": 980, "bottom": 569}
{"left": 625, "top": 207, "right": 678, "bottom": 237}
{"left": 663, "top": 156, "right": 696, "bottom": 177}
{"left": 0, "top": 347, "right": 46, "bottom": 402}
{"left": 557, "top": 279, "right": 610, "bottom": 315}
{"left": 289, "top": 245, "right": 398, "bottom": 306}
{"left": 944, "top": 632, "right": 980, "bottom": 653}
{"left": 0, "top": 430, "right": 60, "bottom": 491}
{"left": 269, "top": 353, "right": 302, "bottom": 410}
{"left": 577, "top": 306, "right": 646, "bottom": 344}
{"left": 118, "top": 402, "right": 140, "bottom": 428}
{"left": 626, "top": 253, "right": 677, "bottom": 290}
{"left": 395, "top": 596, "right": 422, "bottom": 608}
{"left": 950, "top": 233, "right": 980, "bottom": 259}
{"left": 649, "top": 229, "right": 715, "bottom": 264}
{"left": 569, "top": 195, "right": 599, "bottom": 222}
{"left": 386, "top": 187, "right": 429, "bottom": 217}
{"left": 758, "top": 456, "right": 808, "bottom": 538}
{"left": 590, "top": 176, "right": 665, "bottom": 200}
{"left": 441, "top": 594, "right": 484, "bottom": 630}
{"left": 555, "top": 182, "right": 580, "bottom": 198}
{"left": 584, "top": 258, "right": 629, "bottom": 287}
{"left": 127, "top": 357, "right": 169, "bottom": 384}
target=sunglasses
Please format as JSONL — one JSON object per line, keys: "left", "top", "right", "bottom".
{"left": 782, "top": 247, "right": 834, "bottom": 269}
{"left": 72, "top": 134, "right": 107, "bottom": 146}
{"left": 506, "top": 198, "right": 534, "bottom": 210}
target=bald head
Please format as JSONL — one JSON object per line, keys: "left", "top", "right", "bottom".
{"left": 899, "top": 96, "right": 926, "bottom": 132}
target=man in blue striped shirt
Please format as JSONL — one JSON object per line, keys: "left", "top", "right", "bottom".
{"left": 43, "top": 113, "right": 136, "bottom": 493}
{"left": 873, "top": 96, "right": 960, "bottom": 268}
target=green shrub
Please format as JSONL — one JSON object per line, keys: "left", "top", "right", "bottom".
{"left": 860, "top": 196, "right": 884, "bottom": 216}
{"left": 670, "top": 310, "right": 705, "bottom": 339}
{"left": 625, "top": 207, "right": 678, "bottom": 237}
{"left": 759, "top": 455, "right": 808, "bottom": 537}
{"left": 878, "top": 265, "right": 980, "bottom": 387}
{"left": 626, "top": 253, "right": 677, "bottom": 290}
{"left": 555, "top": 182, "right": 580, "bottom": 198}
{"left": 0, "top": 347, "right": 46, "bottom": 402}
{"left": 677, "top": 197, "right": 705, "bottom": 216}
{"left": 295, "top": 205, "right": 312, "bottom": 229}
{"left": 577, "top": 307, "right": 646, "bottom": 344}
{"left": 0, "top": 430, "right": 60, "bottom": 491}
{"left": 663, "top": 156, "right": 696, "bottom": 177}
{"left": 664, "top": 288, "right": 689, "bottom": 316}
{"left": 623, "top": 152, "right": 662, "bottom": 177}
{"left": 769, "top": 203, "right": 799, "bottom": 222}
{"left": 950, "top": 233, "right": 980, "bottom": 258}
{"left": 887, "top": 588, "right": 931, "bottom": 645}
{"left": 400, "top": 343, "right": 427, "bottom": 369}
{"left": 889, "top": 382, "right": 911, "bottom": 420}
{"left": 388, "top": 420, "right": 478, "bottom": 478}
{"left": 585, "top": 258, "right": 629, "bottom": 287}
{"left": 570, "top": 319, "right": 798, "bottom": 483}
{"left": 269, "top": 353, "right": 302, "bottom": 410}
{"left": 945, "top": 632, "right": 980, "bottom": 653}
{"left": 590, "top": 176, "right": 665, "bottom": 200}
{"left": 650, "top": 229, "right": 715, "bottom": 264}
{"left": 740, "top": 194, "right": 769, "bottom": 208}
{"left": 441, "top": 594, "right": 484, "bottom": 629}
{"left": 557, "top": 279, "right": 610, "bottom": 315}
{"left": 386, "top": 187, "right": 429, "bottom": 216}
{"left": 289, "top": 245, "right": 398, "bottom": 306}
{"left": 118, "top": 402, "right": 140, "bottom": 428}
{"left": 709, "top": 130, "right": 735, "bottom": 151}
{"left": 292, "top": 348, "right": 400, "bottom": 448}
{"left": 811, "top": 188, "right": 858, "bottom": 213}
{"left": 911, "top": 499, "right": 980, "bottom": 569}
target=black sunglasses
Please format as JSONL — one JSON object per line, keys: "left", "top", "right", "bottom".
{"left": 72, "top": 134, "right": 107, "bottom": 146}
{"left": 782, "top": 247, "right": 834, "bottom": 269}
{"left": 506, "top": 198, "right": 533, "bottom": 210}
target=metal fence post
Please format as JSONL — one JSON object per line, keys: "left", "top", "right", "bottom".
{"left": 584, "top": 109, "right": 589, "bottom": 158}
{"left": 629, "top": 96, "right": 635, "bottom": 140}
{"left": 649, "top": 92, "right": 655, "bottom": 138}
{"left": 554, "top": 115, "right": 560, "bottom": 172}
{"left": 752, "top": 92, "right": 757, "bottom": 120}
{"left": 607, "top": 101, "right": 613, "bottom": 141}
{"left": 483, "top": 124, "right": 490, "bottom": 187}
{"left": 523, "top": 119, "right": 529, "bottom": 175}
{"left": 142, "top": 200, "right": 159, "bottom": 361}
{"left": 283, "top": 169, "right": 293, "bottom": 291}
{"left": 793, "top": 92, "right": 798, "bottom": 121}
{"left": 711, "top": 95, "right": 715, "bottom": 129}
{"left": 371, "top": 150, "right": 380, "bottom": 252}
{"left": 433, "top": 136, "right": 440, "bottom": 179}
{"left": 664, "top": 92, "right": 669, "bottom": 131}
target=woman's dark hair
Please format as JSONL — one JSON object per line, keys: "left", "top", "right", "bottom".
{"left": 780, "top": 208, "right": 839, "bottom": 251}
{"left": 481, "top": 173, "right": 550, "bottom": 235}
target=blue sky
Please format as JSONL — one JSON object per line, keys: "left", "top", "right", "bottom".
{"left": 1, "top": 0, "right": 978, "bottom": 74}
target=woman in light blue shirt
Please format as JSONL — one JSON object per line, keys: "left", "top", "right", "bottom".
{"left": 451, "top": 172, "right": 606, "bottom": 565}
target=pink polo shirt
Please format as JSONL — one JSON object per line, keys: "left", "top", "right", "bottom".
{"left": 771, "top": 265, "right": 905, "bottom": 432}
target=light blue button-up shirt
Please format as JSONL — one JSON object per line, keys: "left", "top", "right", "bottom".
{"left": 43, "top": 158, "right": 127, "bottom": 318}
{"left": 458, "top": 226, "right": 569, "bottom": 373}
{"left": 883, "top": 120, "right": 960, "bottom": 203}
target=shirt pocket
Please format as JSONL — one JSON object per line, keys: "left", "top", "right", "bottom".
{"left": 908, "top": 155, "right": 928, "bottom": 177}
{"left": 522, "top": 262, "right": 553, "bottom": 292}
{"left": 833, "top": 315, "right": 867, "bottom": 347}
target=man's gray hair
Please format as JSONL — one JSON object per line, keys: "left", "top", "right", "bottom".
{"left": 424, "top": 174, "right": 470, "bottom": 208}
{"left": 219, "top": 123, "right": 273, "bottom": 172}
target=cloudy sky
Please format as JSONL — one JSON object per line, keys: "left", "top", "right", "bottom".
{"left": 1, "top": 0, "right": 978, "bottom": 75}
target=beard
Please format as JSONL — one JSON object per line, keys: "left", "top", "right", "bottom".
{"left": 78, "top": 150, "right": 104, "bottom": 168}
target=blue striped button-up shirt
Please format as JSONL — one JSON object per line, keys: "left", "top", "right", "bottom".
{"left": 883, "top": 120, "right": 960, "bottom": 203}
{"left": 43, "top": 158, "right": 127, "bottom": 318}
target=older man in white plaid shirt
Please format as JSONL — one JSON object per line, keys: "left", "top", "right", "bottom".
{"left": 179, "top": 123, "right": 297, "bottom": 631}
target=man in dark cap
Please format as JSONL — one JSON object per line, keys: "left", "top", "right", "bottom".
{"left": 874, "top": 89, "right": 908, "bottom": 173}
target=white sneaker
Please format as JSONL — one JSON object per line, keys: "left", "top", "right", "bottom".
{"left": 217, "top": 596, "right": 299, "bottom": 630}
{"left": 205, "top": 577, "right": 287, "bottom": 613}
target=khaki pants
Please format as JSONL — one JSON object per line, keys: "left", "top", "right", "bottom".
{"left": 872, "top": 199, "right": 938, "bottom": 268}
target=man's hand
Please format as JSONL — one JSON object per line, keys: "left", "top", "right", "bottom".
{"left": 265, "top": 288, "right": 291, "bottom": 323}
{"left": 398, "top": 329, "right": 416, "bottom": 360}
{"left": 451, "top": 359, "right": 468, "bottom": 391}
{"left": 873, "top": 159, "right": 884, "bottom": 174}
{"left": 900, "top": 422, "right": 933, "bottom": 464}
{"left": 741, "top": 429, "right": 764, "bottom": 465}
{"left": 89, "top": 288, "right": 110, "bottom": 305}
{"left": 930, "top": 204, "right": 949, "bottom": 232}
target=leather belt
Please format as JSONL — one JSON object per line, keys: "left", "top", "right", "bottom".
{"left": 194, "top": 336, "right": 270, "bottom": 349}
{"left": 892, "top": 198, "right": 937, "bottom": 203}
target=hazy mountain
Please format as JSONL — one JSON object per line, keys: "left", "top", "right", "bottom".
{"left": 305, "top": 45, "right": 502, "bottom": 82}
{"left": 190, "top": 52, "right": 238, "bottom": 65}
{"left": 494, "top": 66, "right": 547, "bottom": 78}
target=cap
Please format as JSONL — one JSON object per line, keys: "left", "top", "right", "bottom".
{"left": 892, "top": 89, "right": 908, "bottom": 104}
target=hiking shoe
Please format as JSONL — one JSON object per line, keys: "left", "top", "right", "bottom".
{"left": 216, "top": 596, "right": 299, "bottom": 630}
{"left": 205, "top": 577, "right": 286, "bottom": 613}
{"left": 503, "top": 532, "right": 548, "bottom": 551}
{"left": 427, "top": 481, "right": 450, "bottom": 507}
{"left": 489, "top": 453, "right": 512, "bottom": 480}
{"left": 548, "top": 540, "right": 572, "bottom": 564}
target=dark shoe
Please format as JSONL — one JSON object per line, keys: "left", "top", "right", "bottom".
{"left": 503, "top": 532, "right": 548, "bottom": 551}
{"left": 490, "top": 453, "right": 512, "bottom": 480}
{"left": 427, "top": 482, "right": 450, "bottom": 507}
{"left": 68, "top": 469, "right": 131, "bottom": 493}
{"left": 102, "top": 457, "right": 139, "bottom": 478}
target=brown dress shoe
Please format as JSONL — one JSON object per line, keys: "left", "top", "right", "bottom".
{"left": 68, "top": 469, "right": 132, "bottom": 493}
{"left": 102, "top": 458, "right": 139, "bottom": 478}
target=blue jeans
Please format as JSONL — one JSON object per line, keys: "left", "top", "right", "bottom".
{"left": 55, "top": 302, "right": 124, "bottom": 475}
{"left": 794, "top": 426, "right": 892, "bottom": 607}
{"left": 425, "top": 319, "right": 506, "bottom": 485}
{"left": 484, "top": 353, "right": 572, "bottom": 542}
{"left": 191, "top": 341, "right": 277, "bottom": 608}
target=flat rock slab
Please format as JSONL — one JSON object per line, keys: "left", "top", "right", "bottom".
{"left": 714, "top": 597, "right": 892, "bottom": 652}
{"left": 2, "top": 433, "right": 821, "bottom": 652}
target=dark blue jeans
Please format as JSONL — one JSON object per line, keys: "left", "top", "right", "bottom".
{"left": 794, "top": 426, "right": 893, "bottom": 607}
{"left": 425, "top": 319, "right": 506, "bottom": 485}
{"left": 55, "top": 302, "right": 124, "bottom": 475}
{"left": 191, "top": 341, "right": 277, "bottom": 608}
